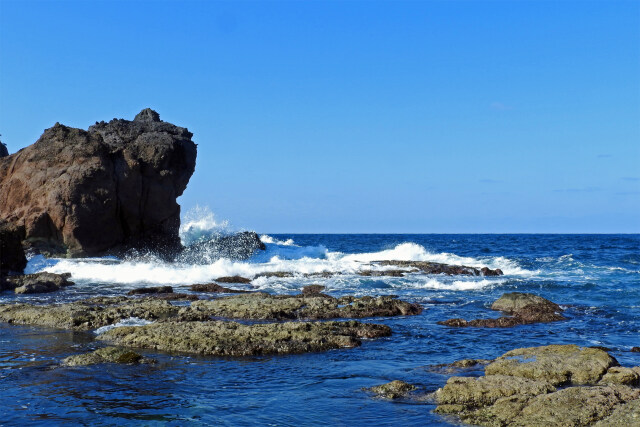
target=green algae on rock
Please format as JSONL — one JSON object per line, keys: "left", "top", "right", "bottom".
{"left": 97, "top": 320, "right": 392, "bottom": 356}
{"left": 484, "top": 344, "right": 616, "bottom": 386}
{"left": 438, "top": 292, "right": 565, "bottom": 328}
{"left": 63, "top": 346, "right": 153, "bottom": 366}
{"left": 186, "top": 292, "right": 422, "bottom": 320}
{"left": 0, "top": 297, "right": 183, "bottom": 330}
{"left": 434, "top": 345, "right": 640, "bottom": 427}
{"left": 365, "top": 380, "right": 417, "bottom": 399}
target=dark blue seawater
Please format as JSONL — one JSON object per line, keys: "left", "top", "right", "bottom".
{"left": 1, "top": 234, "right": 639, "bottom": 426}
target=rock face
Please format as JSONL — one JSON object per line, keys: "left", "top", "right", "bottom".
{"left": 434, "top": 344, "right": 640, "bottom": 426}
{"left": 98, "top": 319, "right": 391, "bottom": 356}
{"left": 2, "top": 272, "right": 74, "bottom": 294}
{"left": 0, "top": 109, "right": 197, "bottom": 257}
{"left": 0, "top": 222, "right": 27, "bottom": 275}
{"left": 438, "top": 292, "right": 565, "bottom": 328}
{"left": 0, "top": 142, "right": 8, "bottom": 157}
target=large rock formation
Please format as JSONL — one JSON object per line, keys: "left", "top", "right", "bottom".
{"left": 0, "top": 222, "right": 27, "bottom": 275}
{"left": 0, "top": 109, "right": 197, "bottom": 256}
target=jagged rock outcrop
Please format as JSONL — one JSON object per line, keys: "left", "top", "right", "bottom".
{"left": 0, "top": 109, "right": 197, "bottom": 257}
{"left": 3, "top": 272, "right": 74, "bottom": 294}
{"left": 0, "top": 142, "right": 8, "bottom": 158}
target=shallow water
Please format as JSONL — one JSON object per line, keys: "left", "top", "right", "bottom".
{"left": 2, "top": 234, "right": 640, "bottom": 425}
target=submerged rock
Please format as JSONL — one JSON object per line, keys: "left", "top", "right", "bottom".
{"left": 63, "top": 346, "right": 153, "bottom": 366}
{"left": 0, "top": 109, "right": 197, "bottom": 257}
{"left": 438, "top": 292, "right": 565, "bottom": 328}
{"left": 186, "top": 293, "right": 423, "bottom": 321}
{"left": 0, "top": 222, "right": 27, "bottom": 275}
{"left": 359, "top": 270, "right": 408, "bottom": 277}
{"left": 365, "top": 380, "right": 417, "bottom": 399}
{"left": 98, "top": 320, "right": 392, "bottom": 356}
{"left": 434, "top": 345, "right": 640, "bottom": 426}
{"left": 429, "top": 359, "right": 492, "bottom": 374}
{"left": 3, "top": 272, "right": 74, "bottom": 294}
{"left": 374, "top": 260, "right": 503, "bottom": 276}
{"left": 177, "top": 231, "right": 266, "bottom": 263}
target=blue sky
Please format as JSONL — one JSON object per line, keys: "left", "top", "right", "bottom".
{"left": 1, "top": 0, "right": 638, "bottom": 233}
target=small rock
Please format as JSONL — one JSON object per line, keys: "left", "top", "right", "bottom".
{"left": 631, "top": 347, "right": 640, "bottom": 353}
{"left": 599, "top": 367, "right": 640, "bottom": 386}
{"left": 365, "top": 380, "right": 417, "bottom": 399}
{"left": 9, "top": 272, "right": 74, "bottom": 294}
{"left": 63, "top": 346, "right": 153, "bottom": 366}
{"left": 301, "top": 285, "right": 326, "bottom": 295}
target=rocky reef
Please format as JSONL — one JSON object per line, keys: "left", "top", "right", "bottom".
{"left": 434, "top": 344, "right": 640, "bottom": 426}
{"left": 188, "top": 292, "right": 423, "bottom": 320}
{"left": 373, "top": 260, "right": 503, "bottom": 276}
{"left": 438, "top": 292, "right": 565, "bottom": 327}
{"left": 98, "top": 320, "right": 391, "bottom": 357}
{"left": 0, "top": 109, "right": 197, "bottom": 257}
{"left": 2, "top": 272, "right": 74, "bottom": 294}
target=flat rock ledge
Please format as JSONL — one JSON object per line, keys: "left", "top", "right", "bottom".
{"left": 434, "top": 344, "right": 640, "bottom": 426}
{"left": 187, "top": 292, "right": 423, "bottom": 320}
{"left": 373, "top": 260, "right": 503, "bottom": 276}
{"left": 0, "top": 292, "right": 421, "bottom": 327}
{"left": 63, "top": 346, "right": 154, "bottom": 366}
{"left": 438, "top": 292, "right": 565, "bottom": 328}
{"left": 97, "top": 320, "right": 391, "bottom": 356}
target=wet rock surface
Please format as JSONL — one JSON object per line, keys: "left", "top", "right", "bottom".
{"left": 254, "top": 271, "right": 294, "bottom": 279}
{"left": 127, "top": 286, "right": 174, "bottom": 296}
{"left": 0, "top": 109, "right": 197, "bottom": 257}
{"left": 98, "top": 320, "right": 391, "bottom": 356}
{"left": 365, "top": 380, "right": 417, "bottom": 399}
{"left": 429, "top": 359, "right": 492, "bottom": 374}
{"left": 434, "top": 344, "right": 640, "bottom": 426}
{"left": 176, "top": 231, "right": 266, "bottom": 263}
{"left": 188, "top": 293, "right": 423, "bottom": 321}
{"left": 373, "top": 260, "right": 503, "bottom": 276}
{"left": 0, "top": 297, "right": 182, "bottom": 330}
{"left": 215, "top": 276, "right": 252, "bottom": 284}
{"left": 3, "top": 272, "right": 74, "bottom": 294}
{"left": 63, "top": 346, "right": 154, "bottom": 366}
{"left": 189, "top": 283, "right": 249, "bottom": 293}
{"left": 438, "top": 292, "right": 565, "bottom": 328}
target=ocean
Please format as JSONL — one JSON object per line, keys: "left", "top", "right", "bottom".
{"left": 1, "top": 230, "right": 639, "bottom": 426}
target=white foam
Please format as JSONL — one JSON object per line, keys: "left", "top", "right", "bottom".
{"left": 260, "top": 235, "right": 295, "bottom": 246}
{"left": 413, "top": 278, "right": 502, "bottom": 291}
{"left": 94, "top": 317, "right": 153, "bottom": 335}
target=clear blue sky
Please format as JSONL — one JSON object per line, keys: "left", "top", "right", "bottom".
{"left": 1, "top": 0, "right": 638, "bottom": 233}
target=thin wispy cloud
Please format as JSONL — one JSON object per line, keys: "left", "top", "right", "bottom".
{"left": 621, "top": 177, "right": 640, "bottom": 182}
{"left": 479, "top": 178, "right": 503, "bottom": 184}
{"left": 615, "top": 191, "right": 640, "bottom": 196}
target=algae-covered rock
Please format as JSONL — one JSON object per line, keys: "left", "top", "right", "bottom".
{"left": 485, "top": 344, "right": 616, "bottom": 386}
{"left": 63, "top": 346, "right": 152, "bottom": 366}
{"left": 435, "top": 375, "right": 555, "bottom": 409}
{"left": 127, "top": 286, "right": 173, "bottom": 296}
{"left": 187, "top": 292, "right": 422, "bottom": 321}
{"left": 599, "top": 367, "right": 640, "bottom": 386}
{"left": 430, "top": 359, "right": 492, "bottom": 374}
{"left": 215, "top": 276, "right": 252, "bottom": 284}
{"left": 510, "top": 385, "right": 640, "bottom": 426}
{"left": 98, "top": 320, "right": 392, "bottom": 356}
{"left": 595, "top": 398, "right": 640, "bottom": 426}
{"left": 439, "top": 292, "right": 565, "bottom": 328}
{"left": 365, "top": 380, "right": 417, "bottom": 398}
{"left": 189, "top": 283, "right": 249, "bottom": 293}
{"left": 0, "top": 297, "right": 183, "bottom": 330}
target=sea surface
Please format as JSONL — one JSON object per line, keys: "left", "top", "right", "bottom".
{"left": 1, "top": 230, "right": 639, "bottom": 426}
